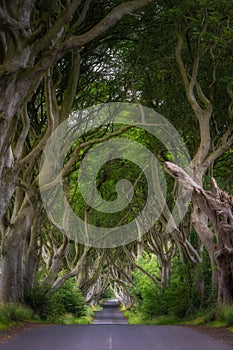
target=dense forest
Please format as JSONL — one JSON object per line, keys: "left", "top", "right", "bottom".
{"left": 0, "top": 0, "right": 233, "bottom": 324}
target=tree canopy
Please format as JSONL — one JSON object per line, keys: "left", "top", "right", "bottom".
{"left": 0, "top": 0, "right": 233, "bottom": 319}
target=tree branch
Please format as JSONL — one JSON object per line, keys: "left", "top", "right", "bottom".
{"left": 33, "top": 0, "right": 82, "bottom": 56}
{"left": 60, "top": 0, "right": 154, "bottom": 51}
{"left": 60, "top": 48, "right": 81, "bottom": 122}
{"left": 13, "top": 106, "right": 30, "bottom": 161}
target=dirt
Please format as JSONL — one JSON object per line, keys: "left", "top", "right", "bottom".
{"left": 183, "top": 324, "right": 233, "bottom": 349}
{"left": 0, "top": 322, "right": 233, "bottom": 348}
{"left": 0, "top": 322, "right": 46, "bottom": 345}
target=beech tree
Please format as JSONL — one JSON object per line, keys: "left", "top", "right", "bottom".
{"left": 0, "top": 0, "right": 153, "bottom": 302}
{"left": 124, "top": 0, "right": 233, "bottom": 296}
{"left": 0, "top": 0, "right": 232, "bottom": 310}
{"left": 168, "top": 0, "right": 233, "bottom": 291}
{"left": 165, "top": 162, "right": 233, "bottom": 303}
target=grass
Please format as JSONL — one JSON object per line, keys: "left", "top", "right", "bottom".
{"left": 216, "top": 304, "right": 233, "bottom": 327}
{"left": 0, "top": 303, "right": 95, "bottom": 329}
{"left": 124, "top": 304, "right": 233, "bottom": 332}
{"left": 0, "top": 303, "right": 39, "bottom": 330}
{"left": 123, "top": 310, "right": 181, "bottom": 325}
{"left": 57, "top": 313, "right": 93, "bottom": 325}
{"left": 54, "top": 306, "right": 95, "bottom": 325}
{"left": 2, "top": 301, "right": 232, "bottom": 333}
{"left": 184, "top": 304, "right": 233, "bottom": 327}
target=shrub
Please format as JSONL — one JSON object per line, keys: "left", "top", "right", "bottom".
{"left": 25, "top": 278, "right": 86, "bottom": 321}
{"left": 25, "top": 283, "right": 52, "bottom": 319}
{"left": 217, "top": 304, "right": 233, "bottom": 326}
{"left": 132, "top": 254, "right": 203, "bottom": 320}
{"left": 51, "top": 279, "right": 86, "bottom": 319}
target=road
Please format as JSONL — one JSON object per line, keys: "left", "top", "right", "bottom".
{"left": 93, "top": 299, "right": 128, "bottom": 324}
{"left": 0, "top": 301, "right": 232, "bottom": 350}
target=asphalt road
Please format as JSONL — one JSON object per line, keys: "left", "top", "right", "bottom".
{"left": 93, "top": 299, "right": 128, "bottom": 324}
{"left": 0, "top": 301, "right": 232, "bottom": 350}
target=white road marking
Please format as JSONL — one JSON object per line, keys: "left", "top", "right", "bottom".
{"left": 108, "top": 335, "right": 112, "bottom": 349}
{"left": 96, "top": 335, "right": 113, "bottom": 350}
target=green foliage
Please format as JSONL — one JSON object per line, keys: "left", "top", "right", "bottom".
{"left": 100, "top": 288, "right": 115, "bottom": 302}
{"left": 2, "top": 303, "right": 35, "bottom": 322}
{"left": 25, "top": 283, "right": 52, "bottom": 320}
{"left": 51, "top": 279, "right": 86, "bottom": 319}
{"left": 56, "top": 306, "right": 94, "bottom": 325}
{"left": 25, "top": 278, "right": 87, "bottom": 322}
{"left": 131, "top": 253, "right": 215, "bottom": 320}
{"left": 216, "top": 305, "right": 233, "bottom": 327}
{"left": 132, "top": 253, "right": 167, "bottom": 317}
{"left": 0, "top": 303, "right": 36, "bottom": 327}
{"left": 194, "top": 248, "right": 218, "bottom": 309}
{"left": 199, "top": 308, "right": 216, "bottom": 324}
{"left": 185, "top": 305, "right": 233, "bottom": 327}
{"left": 124, "top": 309, "right": 181, "bottom": 325}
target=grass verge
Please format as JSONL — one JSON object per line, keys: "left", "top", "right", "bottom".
{"left": 0, "top": 303, "right": 95, "bottom": 330}
{"left": 54, "top": 306, "right": 95, "bottom": 325}
{"left": 0, "top": 303, "right": 39, "bottom": 329}
{"left": 123, "top": 310, "right": 181, "bottom": 325}
{"left": 124, "top": 304, "right": 233, "bottom": 332}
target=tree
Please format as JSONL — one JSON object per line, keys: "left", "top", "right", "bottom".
{"left": 124, "top": 0, "right": 233, "bottom": 295}
{"left": 0, "top": 0, "right": 232, "bottom": 310}
{"left": 0, "top": 0, "right": 153, "bottom": 302}
{"left": 165, "top": 162, "right": 233, "bottom": 303}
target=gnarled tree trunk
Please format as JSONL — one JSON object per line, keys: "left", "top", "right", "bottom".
{"left": 0, "top": 192, "right": 38, "bottom": 302}
{"left": 165, "top": 162, "right": 233, "bottom": 303}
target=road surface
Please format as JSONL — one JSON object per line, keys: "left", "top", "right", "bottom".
{"left": 93, "top": 299, "right": 128, "bottom": 324}
{"left": 0, "top": 301, "right": 232, "bottom": 350}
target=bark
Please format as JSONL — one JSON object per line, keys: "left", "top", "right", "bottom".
{"left": 174, "top": 17, "right": 233, "bottom": 291}
{"left": 51, "top": 246, "right": 90, "bottom": 291}
{"left": 165, "top": 161, "right": 233, "bottom": 303}
{"left": 0, "top": 190, "right": 38, "bottom": 302}
{"left": 41, "top": 236, "right": 69, "bottom": 288}
{"left": 0, "top": 0, "right": 154, "bottom": 303}
{"left": 114, "top": 283, "right": 134, "bottom": 308}
{"left": 86, "top": 274, "right": 109, "bottom": 304}
{"left": 79, "top": 251, "right": 106, "bottom": 295}
{"left": 23, "top": 216, "right": 42, "bottom": 294}
{"left": 0, "top": 0, "right": 153, "bottom": 222}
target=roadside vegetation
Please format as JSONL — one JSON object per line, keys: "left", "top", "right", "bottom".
{"left": 123, "top": 251, "right": 233, "bottom": 329}
{"left": 0, "top": 278, "right": 94, "bottom": 329}
{"left": 124, "top": 304, "right": 233, "bottom": 329}
{"left": 0, "top": 304, "right": 38, "bottom": 330}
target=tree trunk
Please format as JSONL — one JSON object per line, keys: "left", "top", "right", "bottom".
{"left": 0, "top": 193, "right": 37, "bottom": 302}
{"left": 23, "top": 212, "right": 44, "bottom": 295}
{"left": 165, "top": 162, "right": 233, "bottom": 303}
{"left": 0, "top": 237, "right": 24, "bottom": 302}
{"left": 192, "top": 207, "right": 218, "bottom": 289}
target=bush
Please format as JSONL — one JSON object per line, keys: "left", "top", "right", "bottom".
{"left": 202, "top": 308, "right": 216, "bottom": 323}
{"left": 141, "top": 285, "right": 168, "bottom": 317}
{"left": 132, "top": 254, "right": 203, "bottom": 320}
{"left": 25, "top": 278, "right": 87, "bottom": 321}
{"left": 25, "top": 283, "right": 52, "bottom": 319}
{"left": 51, "top": 279, "right": 86, "bottom": 319}
{"left": 132, "top": 252, "right": 168, "bottom": 317}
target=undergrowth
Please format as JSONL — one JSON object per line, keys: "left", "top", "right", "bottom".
{"left": 0, "top": 303, "right": 38, "bottom": 329}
